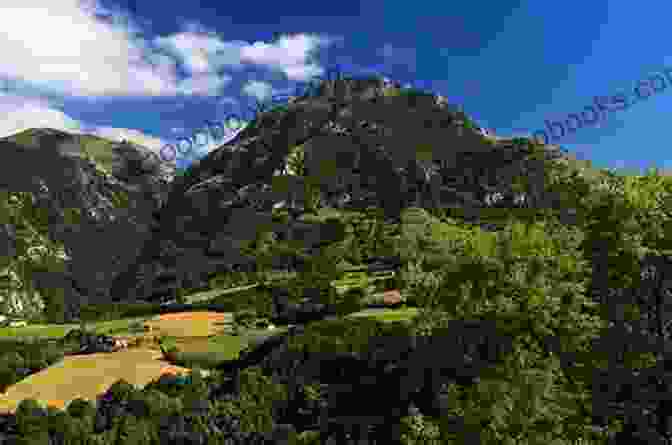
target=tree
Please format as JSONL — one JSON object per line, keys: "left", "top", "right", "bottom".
{"left": 0, "top": 190, "right": 69, "bottom": 320}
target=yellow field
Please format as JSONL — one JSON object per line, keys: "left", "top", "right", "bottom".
{"left": 0, "top": 312, "right": 234, "bottom": 414}
{"left": 143, "top": 311, "right": 233, "bottom": 337}
{"left": 0, "top": 308, "right": 413, "bottom": 414}
{"left": 0, "top": 347, "right": 191, "bottom": 413}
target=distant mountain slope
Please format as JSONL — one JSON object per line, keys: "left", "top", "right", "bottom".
{"left": 0, "top": 128, "right": 174, "bottom": 321}
{"left": 3, "top": 128, "right": 175, "bottom": 182}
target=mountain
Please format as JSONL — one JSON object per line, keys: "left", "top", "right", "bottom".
{"left": 0, "top": 128, "right": 173, "bottom": 320}
{"left": 110, "top": 76, "right": 609, "bottom": 303}
{"left": 0, "top": 77, "right": 613, "bottom": 319}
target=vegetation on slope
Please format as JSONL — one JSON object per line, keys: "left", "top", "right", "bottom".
{"left": 0, "top": 190, "right": 75, "bottom": 322}
{"left": 5, "top": 76, "right": 672, "bottom": 443}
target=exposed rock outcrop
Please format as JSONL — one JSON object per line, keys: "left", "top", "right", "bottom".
{"left": 0, "top": 128, "right": 172, "bottom": 320}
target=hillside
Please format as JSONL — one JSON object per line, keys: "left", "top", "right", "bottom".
{"left": 110, "top": 75, "right": 615, "bottom": 303}
{"left": 0, "top": 129, "right": 173, "bottom": 321}
{"left": 3, "top": 75, "right": 672, "bottom": 444}
{"left": 0, "top": 78, "right": 620, "bottom": 319}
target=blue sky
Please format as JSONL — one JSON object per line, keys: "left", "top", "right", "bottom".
{"left": 1, "top": 0, "right": 671, "bottom": 175}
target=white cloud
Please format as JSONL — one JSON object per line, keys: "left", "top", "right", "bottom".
{"left": 155, "top": 29, "right": 332, "bottom": 84}
{"left": 0, "top": 0, "right": 188, "bottom": 97}
{"left": 0, "top": 1, "right": 337, "bottom": 171}
{"left": 242, "top": 80, "right": 275, "bottom": 101}
{"left": 239, "top": 34, "right": 333, "bottom": 80}
{"left": 176, "top": 73, "right": 231, "bottom": 96}
{"left": 219, "top": 97, "right": 238, "bottom": 105}
{"left": 0, "top": 1, "right": 334, "bottom": 98}
{"left": 0, "top": 91, "right": 175, "bottom": 165}
{"left": 0, "top": 89, "right": 248, "bottom": 169}
{"left": 86, "top": 126, "right": 166, "bottom": 151}
{"left": 0, "top": 93, "right": 83, "bottom": 137}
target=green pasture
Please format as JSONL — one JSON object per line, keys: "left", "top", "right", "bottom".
{"left": 159, "top": 307, "right": 419, "bottom": 369}
{"left": 158, "top": 328, "right": 265, "bottom": 368}
{"left": 0, "top": 316, "right": 152, "bottom": 341}
{"left": 347, "top": 307, "right": 419, "bottom": 323}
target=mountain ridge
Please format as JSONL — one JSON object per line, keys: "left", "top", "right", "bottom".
{"left": 109, "top": 74, "right": 613, "bottom": 303}
{"left": 0, "top": 74, "right": 624, "bottom": 319}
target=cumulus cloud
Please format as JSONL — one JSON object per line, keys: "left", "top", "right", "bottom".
{"left": 219, "top": 97, "right": 238, "bottom": 104}
{"left": 0, "top": 91, "right": 173, "bottom": 165}
{"left": 239, "top": 34, "right": 333, "bottom": 80}
{"left": 0, "top": 1, "right": 333, "bottom": 99}
{"left": 176, "top": 73, "right": 231, "bottom": 96}
{"left": 0, "top": 93, "right": 83, "bottom": 137}
{"left": 0, "top": 1, "right": 336, "bottom": 170}
{"left": 85, "top": 126, "right": 166, "bottom": 151}
{"left": 0, "top": 0, "right": 188, "bottom": 97}
{"left": 242, "top": 80, "right": 275, "bottom": 102}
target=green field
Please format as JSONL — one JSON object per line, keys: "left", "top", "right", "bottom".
{"left": 347, "top": 307, "right": 419, "bottom": 323}
{"left": 156, "top": 325, "right": 281, "bottom": 368}
{"left": 0, "top": 316, "right": 151, "bottom": 340}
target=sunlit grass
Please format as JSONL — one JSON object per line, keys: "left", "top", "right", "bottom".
{"left": 347, "top": 307, "right": 419, "bottom": 323}
{"left": 0, "top": 316, "right": 152, "bottom": 340}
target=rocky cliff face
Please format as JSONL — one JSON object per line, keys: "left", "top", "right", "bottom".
{"left": 0, "top": 128, "right": 172, "bottom": 320}
{"left": 110, "top": 76, "right": 581, "bottom": 303}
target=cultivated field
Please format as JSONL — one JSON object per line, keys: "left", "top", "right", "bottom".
{"left": 0, "top": 312, "right": 236, "bottom": 414}
{"left": 0, "top": 306, "right": 420, "bottom": 414}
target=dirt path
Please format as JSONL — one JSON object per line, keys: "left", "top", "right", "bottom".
{"left": 0, "top": 312, "right": 234, "bottom": 414}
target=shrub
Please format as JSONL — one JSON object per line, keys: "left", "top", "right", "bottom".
{"left": 234, "top": 309, "right": 259, "bottom": 329}
{"left": 334, "top": 288, "right": 366, "bottom": 316}
{"left": 111, "top": 414, "right": 160, "bottom": 445}
{"left": 127, "top": 321, "right": 145, "bottom": 333}
{"left": 288, "top": 316, "right": 385, "bottom": 356}
{"left": 16, "top": 398, "right": 48, "bottom": 436}
{"left": 46, "top": 408, "right": 70, "bottom": 436}
{"left": 66, "top": 398, "right": 96, "bottom": 420}
{"left": 160, "top": 345, "right": 179, "bottom": 362}
{"left": 216, "top": 366, "right": 289, "bottom": 433}
{"left": 164, "top": 351, "right": 234, "bottom": 369}
{"left": 295, "top": 430, "right": 321, "bottom": 444}
{"left": 139, "top": 388, "right": 181, "bottom": 418}
{"left": 144, "top": 374, "right": 189, "bottom": 400}
{"left": 22, "top": 343, "right": 61, "bottom": 368}
{"left": 0, "top": 367, "right": 17, "bottom": 391}
{"left": 127, "top": 391, "right": 151, "bottom": 418}
{"left": 24, "top": 357, "right": 50, "bottom": 372}
{"left": 105, "top": 379, "right": 136, "bottom": 403}
{"left": 0, "top": 351, "right": 26, "bottom": 369}
{"left": 397, "top": 413, "right": 442, "bottom": 445}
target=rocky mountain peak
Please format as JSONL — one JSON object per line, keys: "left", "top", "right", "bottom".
{"left": 109, "top": 74, "right": 581, "bottom": 303}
